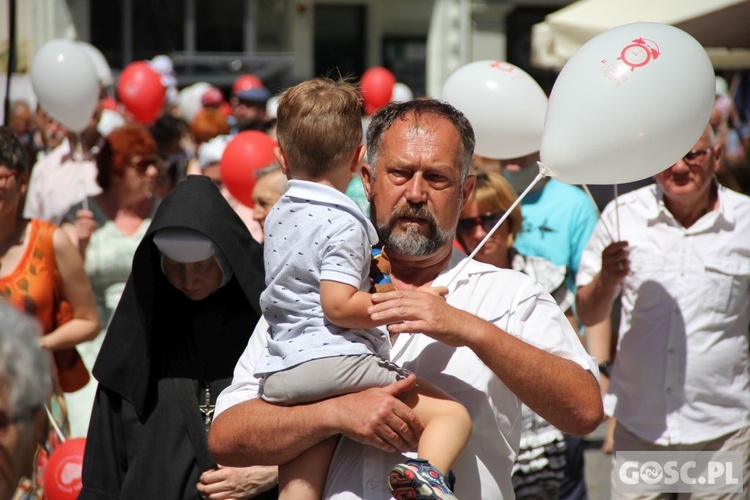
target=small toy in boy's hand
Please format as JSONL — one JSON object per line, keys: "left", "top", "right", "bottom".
{"left": 370, "top": 247, "right": 396, "bottom": 293}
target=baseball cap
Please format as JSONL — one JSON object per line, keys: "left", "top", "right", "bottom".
{"left": 201, "top": 87, "right": 225, "bottom": 107}
{"left": 235, "top": 86, "right": 271, "bottom": 103}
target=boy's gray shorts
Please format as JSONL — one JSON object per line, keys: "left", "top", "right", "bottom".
{"left": 261, "top": 354, "right": 410, "bottom": 405}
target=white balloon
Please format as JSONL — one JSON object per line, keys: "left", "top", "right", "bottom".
{"left": 177, "top": 82, "right": 211, "bottom": 124}
{"left": 97, "top": 109, "right": 125, "bottom": 137}
{"left": 390, "top": 82, "right": 414, "bottom": 102}
{"left": 31, "top": 39, "right": 100, "bottom": 133}
{"left": 266, "top": 95, "right": 280, "bottom": 119}
{"left": 78, "top": 42, "right": 113, "bottom": 87}
{"left": 442, "top": 61, "right": 547, "bottom": 159}
{"left": 540, "top": 23, "right": 714, "bottom": 185}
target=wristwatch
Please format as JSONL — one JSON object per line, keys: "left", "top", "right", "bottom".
{"left": 598, "top": 362, "right": 612, "bottom": 378}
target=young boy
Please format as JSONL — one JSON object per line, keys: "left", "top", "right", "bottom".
{"left": 254, "top": 77, "right": 472, "bottom": 499}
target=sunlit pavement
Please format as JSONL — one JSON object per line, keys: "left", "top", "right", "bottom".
{"left": 584, "top": 422, "right": 612, "bottom": 500}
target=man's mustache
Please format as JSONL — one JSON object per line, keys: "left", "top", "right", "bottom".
{"left": 389, "top": 204, "right": 437, "bottom": 226}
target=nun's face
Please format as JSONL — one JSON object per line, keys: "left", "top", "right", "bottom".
{"left": 162, "top": 256, "right": 223, "bottom": 301}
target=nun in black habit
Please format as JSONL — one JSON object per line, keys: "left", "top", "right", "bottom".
{"left": 80, "top": 176, "right": 278, "bottom": 499}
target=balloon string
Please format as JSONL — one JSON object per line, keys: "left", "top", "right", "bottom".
{"left": 582, "top": 184, "right": 617, "bottom": 243}
{"left": 74, "top": 135, "right": 90, "bottom": 212}
{"left": 445, "top": 169, "right": 546, "bottom": 288}
{"left": 613, "top": 184, "right": 621, "bottom": 241}
{"left": 44, "top": 403, "right": 66, "bottom": 443}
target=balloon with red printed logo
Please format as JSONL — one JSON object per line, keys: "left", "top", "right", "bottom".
{"left": 360, "top": 67, "right": 396, "bottom": 115}
{"left": 117, "top": 61, "right": 165, "bottom": 125}
{"left": 441, "top": 61, "right": 548, "bottom": 160}
{"left": 220, "top": 131, "right": 277, "bottom": 207}
{"left": 43, "top": 438, "right": 86, "bottom": 500}
{"left": 539, "top": 23, "right": 714, "bottom": 184}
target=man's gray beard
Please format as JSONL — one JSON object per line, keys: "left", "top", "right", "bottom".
{"left": 377, "top": 220, "right": 455, "bottom": 256}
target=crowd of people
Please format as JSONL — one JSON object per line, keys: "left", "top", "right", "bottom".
{"left": 0, "top": 58, "right": 748, "bottom": 500}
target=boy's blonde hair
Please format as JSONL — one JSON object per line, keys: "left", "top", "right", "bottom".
{"left": 276, "top": 77, "right": 363, "bottom": 178}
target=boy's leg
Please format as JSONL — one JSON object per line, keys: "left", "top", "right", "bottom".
{"left": 402, "top": 376, "right": 472, "bottom": 474}
{"left": 278, "top": 436, "right": 338, "bottom": 500}
{"left": 387, "top": 377, "right": 471, "bottom": 499}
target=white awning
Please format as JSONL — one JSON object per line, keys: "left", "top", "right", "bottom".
{"left": 532, "top": 0, "right": 750, "bottom": 70}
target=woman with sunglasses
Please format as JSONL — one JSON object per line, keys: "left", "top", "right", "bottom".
{"left": 0, "top": 127, "right": 99, "bottom": 497}
{"left": 61, "top": 124, "right": 161, "bottom": 438}
{"left": 455, "top": 170, "right": 576, "bottom": 499}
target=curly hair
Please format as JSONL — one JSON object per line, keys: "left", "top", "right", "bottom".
{"left": 97, "top": 124, "right": 157, "bottom": 190}
{"left": 190, "top": 108, "right": 230, "bottom": 145}
{"left": 0, "top": 126, "right": 29, "bottom": 173}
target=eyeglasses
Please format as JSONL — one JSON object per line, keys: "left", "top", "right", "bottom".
{"left": 682, "top": 148, "right": 712, "bottom": 164}
{"left": 0, "top": 169, "right": 18, "bottom": 186}
{"left": 457, "top": 212, "right": 504, "bottom": 235}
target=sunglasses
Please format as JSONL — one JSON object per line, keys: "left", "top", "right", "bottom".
{"left": 682, "top": 147, "right": 712, "bottom": 163}
{"left": 130, "top": 156, "right": 161, "bottom": 173}
{"left": 457, "top": 212, "right": 504, "bottom": 235}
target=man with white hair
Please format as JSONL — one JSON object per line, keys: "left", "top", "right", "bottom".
{"left": 0, "top": 302, "right": 51, "bottom": 500}
{"left": 576, "top": 124, "right": 750, "bottom": 498}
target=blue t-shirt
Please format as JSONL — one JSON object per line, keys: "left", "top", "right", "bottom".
{"left": 513, "top": 179, "right": 599, "bottom": 294}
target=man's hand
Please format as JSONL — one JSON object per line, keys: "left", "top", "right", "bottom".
{"left": 600, "top": 241, "right": 629, "bottom": 287}
{"left": 576, "top": 241, "right": 630, "bottom": 326}
{"left": 334, "top": 374, "right": 424, "bottom": 453}
{"left": 369, "top": 289, "right": 478, "bottom": 347}
{"left": 197, "top": 465, "right": 277, "bottom": 499}
{"left": 210, "top": 374, "right": 424, "bottom": 467}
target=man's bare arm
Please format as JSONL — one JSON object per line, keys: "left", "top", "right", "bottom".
{"left": 209, "top": 375, "right": 424, "bottom": 466}
{"left": 369, "top": 290, "right": 603, "bottom": 435}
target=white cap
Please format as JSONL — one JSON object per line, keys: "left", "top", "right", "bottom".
{"left": 197, "top": 135, "right": 231, "bottom": 170}
{"left": 150, "top": 54, "right": 177, "bottom": 88}
{"left": 153, "top": 228, "right": 215, "bottom": 263}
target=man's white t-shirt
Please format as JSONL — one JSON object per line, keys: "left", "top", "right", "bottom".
{"left": 217, "top": 250, "right": 597, "bottom": 499}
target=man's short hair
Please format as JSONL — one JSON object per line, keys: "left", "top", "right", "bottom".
{"left": 275, "top": 77, "right": 363, "bottom": 178}
{"left": 0, "top": 302, "right": 51, "bottom": 424}
{"left": 0, "top": 126, "right": 29, "bottom": 173}
{"left": 366, "top": 99, "right": 475, "bottom": 184}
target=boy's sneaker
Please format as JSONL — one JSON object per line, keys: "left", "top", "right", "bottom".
{"left": 387, "top": 458, "right": 458, "bottom": 500}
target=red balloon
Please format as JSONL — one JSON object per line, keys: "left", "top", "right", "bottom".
{"left": 220, "top": 131, "right": 277, "bottom": 207}
{"left": 360, "top": 67, "right": 396, "bottom": 115}
{"left": 232, "top": 74, "right": 263, "bottom": 95}
{"left": 117, "top": 61, "right": 165, "bottom": 124}
{"left": 43, "top": 438, "right": 86, "bottom": 500}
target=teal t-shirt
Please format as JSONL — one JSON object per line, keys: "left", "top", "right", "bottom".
{"left": 513, "top": 179, "right": 599, "bottom": 294}
{"left": 345, "top": 175, "right": 370, "bottom": 217}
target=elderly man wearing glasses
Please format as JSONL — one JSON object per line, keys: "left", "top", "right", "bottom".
{"left": 0, "top": 302, "right": 51, "bottom": 500}
{"left": 576, "top": 123, "right": 750, "bottom": 499}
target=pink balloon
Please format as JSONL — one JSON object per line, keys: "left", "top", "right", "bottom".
{"left": 43, "top": 438, "right": 86, "bottom": 500}
{"left": 220, "top": 131, "right": 278, "bottom": 207}
{"left": 118, "top": 61, "right": 165, "bottom": 124}
{"left": 360, "top": 67, "right": 396, "bottom": 115}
